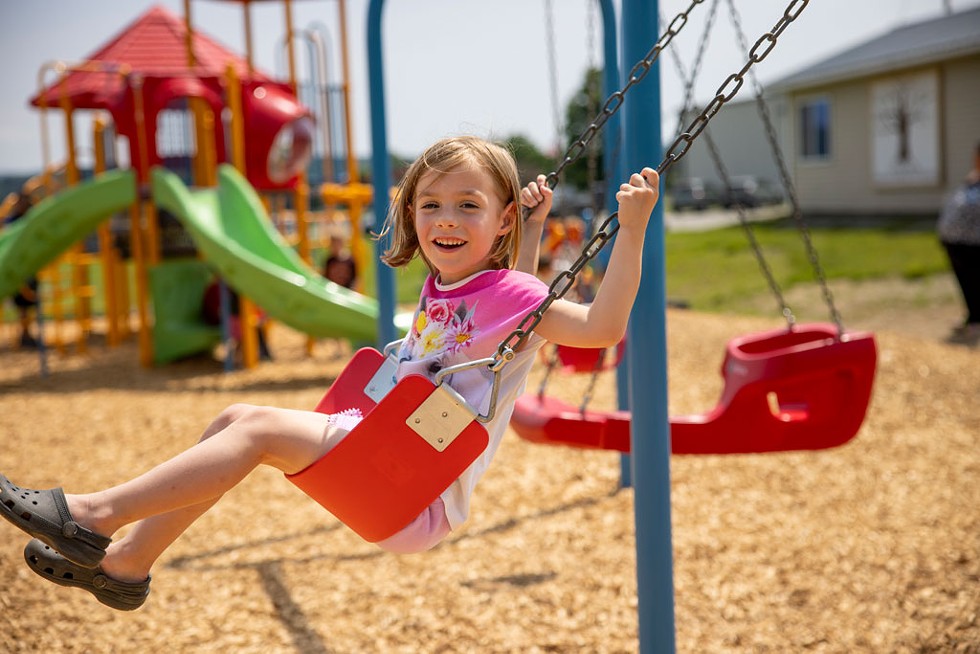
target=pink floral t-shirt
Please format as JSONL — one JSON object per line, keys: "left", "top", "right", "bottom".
{"left": 395, "top": 269, "right": 550, "bottom": 529}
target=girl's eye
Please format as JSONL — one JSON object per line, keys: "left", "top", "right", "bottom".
{"left": 419, "top": 201, "right": 438, "bottom": 210}
{"left": 460, "top": 201, "right": 479, "bottom": 209}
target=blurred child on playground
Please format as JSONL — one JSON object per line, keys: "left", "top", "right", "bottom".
{"left": 319, "top": 228, "right": 358, "bottom": 358}
{"left": 0, "top": 134, "right": 659, "bottom": 610}
{"left": 323, "top": 229, "right": 357, "bottom": 290}
{"left": 3, "top": 190, "right": 39, "bottom": 348}
{"left": 202, "top": 279, "right": 273, "bottom": 362}
{"left": 538, "top": 214, "right": 597, "bottom": 302}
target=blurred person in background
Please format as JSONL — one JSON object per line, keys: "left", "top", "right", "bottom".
{"left": 937, "top": 142, "right": 980, "bottom": 345}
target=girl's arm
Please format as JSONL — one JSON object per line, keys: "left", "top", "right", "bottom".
{"left": 533, "top": 168, "right": 659, "bottom": 348}
{"left": 515, "top": 174, "right": 552, "bottom": 275}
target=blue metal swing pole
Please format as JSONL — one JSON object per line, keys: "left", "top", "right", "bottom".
{"left": 367, "top": 0, "right": 397, "bottom": 347}
{"left": 592, "top": 0, "right": 633, "bottom": 491}
{"left": 622, "top": 0, "right": 677, "bottom": 651}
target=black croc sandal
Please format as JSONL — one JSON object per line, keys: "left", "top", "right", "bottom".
{"left": 24, "top": 539, "right": 150, "bottom": 611}
{"left": 0, "top": 473, "right": 110, "bottom": 568}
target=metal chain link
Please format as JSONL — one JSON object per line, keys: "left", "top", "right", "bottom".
{"left": 578, "top": 346, "right": 608, "bottom": 413}
{"left": 536, "top": 345, "right": 561, "bottom": 398}
{"left": 725, "top": 0, "right": 843, "bottom": 332}
{"left": 544, "top": 0, "right": 565, "bottom": 162}
{"left": 492, "top": 0, "right": 812, "bottom": 371}
{"left": 668, "top": 0, "right": 721, "bottom": 143}
{"left": 659, "top": 0, "right": 809, "bottom": 176}
{"left": 702, "top": 129, "right": 797, "bottom": 326}
{"left": 542, "top": 0, "right": 709, "bottom": 192}
{"left": 584, "top": 0, "right": 601, "bottom": 218}
{"left": 536, "top": 343, "right": 608, "bottom": 414}
{"left": 664, "top": 2, "right": 796, "bottom": 327}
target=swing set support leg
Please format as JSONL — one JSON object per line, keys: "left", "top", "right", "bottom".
{"left": 623, "top": 1, "right": 677, "bottom": 652}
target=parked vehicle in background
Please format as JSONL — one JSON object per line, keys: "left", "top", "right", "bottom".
{"left": 723, "top": 175, "right": 783, "bottom": 208}
{"left": 550, "top": 185, "right": 595, "bottom": 216}
{"left": 671, "top": 177, "right": 719, "bottom": 211}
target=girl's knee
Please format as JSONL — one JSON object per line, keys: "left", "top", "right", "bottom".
{"left": 227, "top": 405, "right": 292, "bottom": 453}
{"left": 202, "top": 403, "right": 264, "bottom": 443}
{"left": 209, "top": 405, "right": 333, "bottom": 473}
{"left": 223, "top": 402, "right": 256, "bottom": 420}
{"left": 219, "top": 404, "right": 277, "bottom": 439}
{"left": 226, "top": 403, "right": 276, "bottom": 426}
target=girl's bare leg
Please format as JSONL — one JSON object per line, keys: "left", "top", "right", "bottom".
{"left": 79, "top": 407, "right": 242, "bottom": 582}
{"left": 61, "top": 404, "right": 340, "bottom": 582}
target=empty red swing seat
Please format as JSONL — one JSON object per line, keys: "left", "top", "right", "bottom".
{"left": 510, "top": 323, "right": 877, "bottom": 455}
{"left": 671, "top": 323, "right": 877, "bottom": 454}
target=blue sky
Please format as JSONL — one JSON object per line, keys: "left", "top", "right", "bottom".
{"left": 0, "top": 0, "right": 976, "bottom": 174}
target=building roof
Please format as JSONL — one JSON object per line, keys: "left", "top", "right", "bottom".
{"left": 772, "top": 6, "right": 980, "bottom": 91}
{"left": 30, "top": 4, "right": 272, "bottom": 110}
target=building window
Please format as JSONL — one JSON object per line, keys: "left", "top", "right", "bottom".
{"left": 800, "top": 99, "right": 830, "bottom": 160}
{"left": 870, "top": 70, "right": 940, "bottom": 186}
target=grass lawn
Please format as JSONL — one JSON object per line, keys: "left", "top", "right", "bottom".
{"left": 663, "top": 216, "right": 948, "bottom": 314}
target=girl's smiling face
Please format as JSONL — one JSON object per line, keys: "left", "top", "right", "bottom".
{"left": 412, "top": 163, "right": 515, "bottom": 285}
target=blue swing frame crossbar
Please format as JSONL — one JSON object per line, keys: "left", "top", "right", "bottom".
{"left": 365, "top": 1, "right": 675, "bottom": 651}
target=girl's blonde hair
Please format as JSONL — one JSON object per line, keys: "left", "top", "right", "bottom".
{"left": 379, "top": 135, "right": 523, "bottom": 275}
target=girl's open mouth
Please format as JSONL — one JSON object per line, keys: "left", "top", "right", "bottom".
{"left": 433, "top": 238, "right": 466, "bottom": 251}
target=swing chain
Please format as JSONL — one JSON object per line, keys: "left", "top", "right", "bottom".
{"left": 578, "top": 346, "right": 608, "bottom": 414}
{"left": 664, "top": 2, "right": 797, "bottom": 328}
{"left": 543, "top": 0, "right": 708, "bottom": 191}
{"left": 668, "top": 0, "right": 723, "bottom": 143}
{"left": 493, "top": 211, "right": 619, "bottom": 367}
{"left": 537, "top": 346, "right": 562, "bottom": 399}
{"left": 660, "top": 0, "right": 810, "bottom": 174}
{"left": 724, "top": 0, "right": 844, "bottom": 334}
{"left": 492, "top": 0, "right": 812, "bottom": 372}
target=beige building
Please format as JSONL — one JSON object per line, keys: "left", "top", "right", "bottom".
{"left": 678, "top": 6, "right": 980, "bottom": 216}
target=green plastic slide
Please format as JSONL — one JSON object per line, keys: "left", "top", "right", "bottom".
{"left": 149, "top": 258, "right": 222, "bottom": 365}
{"left": 0, "top": 170, "right": 136, "bottom": 300}
{"left": 151, "top": 164, "right": 390, "bottom": 343}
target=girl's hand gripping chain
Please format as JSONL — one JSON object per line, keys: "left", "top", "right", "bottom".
{"left": 616, "top": 168, "right": 659, "bottom": 234}
{"left": 533, "top": 167, "right": 659, "bottom": 349}
{"left": 516, "top": 174, "right": 554, "bottom": 275}
{"left": 521, "top": 174, "right": 553, "bottom": 226}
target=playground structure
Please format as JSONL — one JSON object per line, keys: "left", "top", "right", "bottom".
{"left": 0, "top": 1, "right": 881, "bottom": 652}
{"left": 0, "top": 0, "right": 379, "bottom": 368}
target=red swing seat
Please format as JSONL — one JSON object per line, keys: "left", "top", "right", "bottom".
{"left": 511, "top": 338, "right": 629, "bottom": 450}
{"left": 286, "top": 348, "right": 489, "bottom": 542}
{"left": 549, "top": 337, "right": 626, "bottom": 374}
{"left": 510, "top": 323, "right": 877, "bottom": 455}
{"left": 512, "top": 393, "right": 632, "bottom": 453}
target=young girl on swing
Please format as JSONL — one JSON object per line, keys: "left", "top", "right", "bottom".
{"left": 0, "top": 135, "right": 658, "bottom": 610}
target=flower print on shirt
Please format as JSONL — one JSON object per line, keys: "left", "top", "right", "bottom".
{"left": 408, "top": 296, "right": 480, "bottom": 360}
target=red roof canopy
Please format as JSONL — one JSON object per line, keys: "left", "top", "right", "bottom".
{"left": 30, "top": 4, "right": 272, "bottom": 110}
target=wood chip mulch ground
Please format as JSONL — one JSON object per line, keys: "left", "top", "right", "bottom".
{"left": 0, "top": 301, "right": 977, "bottom": 653}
